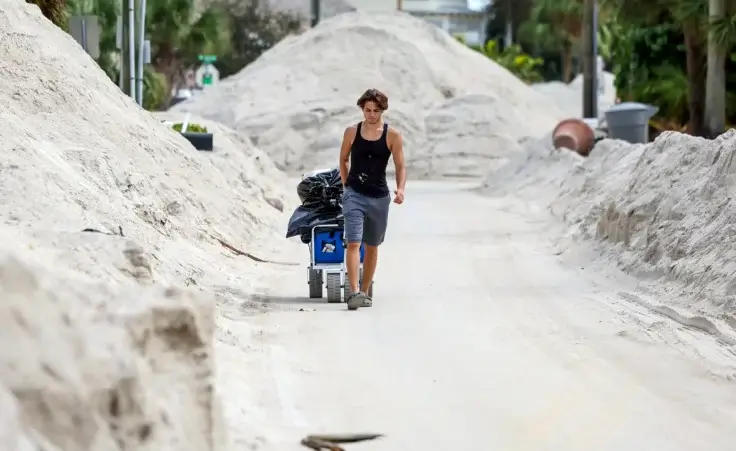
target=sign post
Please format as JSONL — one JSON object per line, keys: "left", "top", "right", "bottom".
{"left": 196, "top": 54, "right": 219, "bottom": 88}
{"left": 69, "top": 15, "right": 101, "bottom": 59}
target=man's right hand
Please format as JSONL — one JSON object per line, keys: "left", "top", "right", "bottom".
{"left": 393, "top": 188, "right": 404, "bottom": 204}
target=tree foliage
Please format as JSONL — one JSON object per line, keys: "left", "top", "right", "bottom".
{"left": 488, "top": 0, "right": 736, "bottom": 135}
{"left": 483, "top": 0, "right": 535, "bottom": 48}
{"left": 456, "top": 36, "right": 544, "bottom": 83}
{"left": 215, "top": 0, "right": 303, "bottom": 79}
{"left": 27, "top": 0, "right": 302, "bottom": 111}
{"left": 144, "top": 0, "right": 231, "bottom": 98}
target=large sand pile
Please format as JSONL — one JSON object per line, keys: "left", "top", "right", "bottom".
{"left": 1, "top": 2, "right": 290, "bottom": 449}
{"left": 171, "top": 11, "right": 566, "bottom": 178}
{"left": 482, "top": 128, "right": 736, "bottom": 317}
{"left": 532, "top": 71, "right": 617, "bottom": 119}
{"left": 265, "top": 0, "right": 356, "bottom": 22}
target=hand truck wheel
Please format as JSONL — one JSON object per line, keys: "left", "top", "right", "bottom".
{"left": 308, "top": 268, "right": 323, "bottom": 298}
{"left": 326, "top": 272, "right": 342, "bottom": 303}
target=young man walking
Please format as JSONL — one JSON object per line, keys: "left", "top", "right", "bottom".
{"left": 339, "top": 88, "right": 406, "bottom": 310}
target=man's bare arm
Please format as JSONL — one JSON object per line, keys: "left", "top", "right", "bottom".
{"left": 390, "top": 129, "right": 406, "bottom": 192}
{"left": 339, "top": 127, "right": 355, "bottom": 186}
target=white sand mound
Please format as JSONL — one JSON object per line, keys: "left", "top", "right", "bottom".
{"left": 0, "top": 228, "right": 225, "bottom": 451}
{"left": 483, "top": 128, "right": 736, "bottom": 315}
{"left": 152, "top": 112, "right": 291, "bottom": 214}
{"left": 1, "top": 2, "right": 290, "bottom": 449}
{"left": 532, "top": 71, "right": 617, "bottom": 119}
{"left": 417, "top": 94, "right": 544, "bottom": 177}
{"left": 171, "top": 11, "right": 565, "bottom": 177}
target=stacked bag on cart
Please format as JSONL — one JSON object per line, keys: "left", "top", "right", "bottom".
{"left": 286, "top": 168, "right": 344, "bottom": 243}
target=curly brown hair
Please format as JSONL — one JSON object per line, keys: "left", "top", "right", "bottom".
{"left": 357, "top": 89, "right": 388, "bottom": 110}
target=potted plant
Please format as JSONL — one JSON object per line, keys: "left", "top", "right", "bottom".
{"left": 169, "top": 119, "right": 214, "bottom": 151}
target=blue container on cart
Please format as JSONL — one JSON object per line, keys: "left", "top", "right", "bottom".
{"left": 313, "top": 229, "right": 365, "bottom": 264}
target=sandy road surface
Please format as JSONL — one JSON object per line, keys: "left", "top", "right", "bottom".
{"left": 217, "top": 181, "right": 736, "bottom": 451}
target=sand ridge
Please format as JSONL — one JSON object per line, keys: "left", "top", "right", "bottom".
{"left": 171, "top": 11, "right": 566, "bottom": 178}
{"left": 482, "top": 128, "right": 736, "bottom": 317}
{"left": 1, "top": 2, "right": 291, "bottom": 449}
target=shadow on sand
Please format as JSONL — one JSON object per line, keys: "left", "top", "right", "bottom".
{"left": 248, "top": 293, "right": 338, "bottom": 306}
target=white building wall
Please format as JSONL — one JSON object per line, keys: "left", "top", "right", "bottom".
{"left": 402, "top": 0, "right": 469, "bottom": 12}
{"left": 345, "top": 0, "right": 472, "bottom": 13}
{"left": 345, "top": 0, "right": 399, "bottom": 12}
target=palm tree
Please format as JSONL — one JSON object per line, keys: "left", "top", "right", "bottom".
{"left": 602, "top": 0, "right": 709, "bottom": 135}
{"left": 145, "top": 0, "right": 230, "bottom": 95}
{"left": 523, "top": 0, "right": 584, "bottom": 82}
{"left": 484, "top": 0, "right": 534, "bottom": 49}
{"left": 705, "top": 0, "right": 735, "bottom": 137}
{"left": 62, "top": 0, "right": 229, "bottom": 105}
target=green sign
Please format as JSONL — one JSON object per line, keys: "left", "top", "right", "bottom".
{"left": 198, "top": 54, "right": 217, "bottom": 63}
{"left": 202, "top": 73, "right": 213, "bottom": 85}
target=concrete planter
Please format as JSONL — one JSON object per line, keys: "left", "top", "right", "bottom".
{"left": 180, "top": 131, "right": 213, "bottom": 151}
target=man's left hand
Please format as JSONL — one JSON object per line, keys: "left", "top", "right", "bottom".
{"left": 393, "top": 189, "right": 404, "bottom": 204}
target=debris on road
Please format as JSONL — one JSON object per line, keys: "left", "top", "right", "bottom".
{"left": 300, "top": 433, "right": 384, "bottom": 450}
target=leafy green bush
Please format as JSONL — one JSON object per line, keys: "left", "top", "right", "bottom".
{"left": 456, "top": 36, "right": 544, "bottom": 83}
{"left": 143, "top": 68, "right": 168, "bottom": 111}
{"left": 171, "top": 122, "right": 208, "bottom": 133}
{"left": 635, "top": 64, "right": 689, "bottom": 122}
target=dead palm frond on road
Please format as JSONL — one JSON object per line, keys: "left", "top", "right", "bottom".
{"left": 301, "top": 433, "right": 384, "bottom": 451}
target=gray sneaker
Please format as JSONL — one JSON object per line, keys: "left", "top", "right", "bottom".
{"left": 361, "top": 294, "right": 372, "bottom": 307}
{"left": 347, "top": 292, "right": 367, "bottom": 310}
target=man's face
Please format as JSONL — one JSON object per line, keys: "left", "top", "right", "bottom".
{"left": 362, "top": 101, "right": 383, "bottom": 125}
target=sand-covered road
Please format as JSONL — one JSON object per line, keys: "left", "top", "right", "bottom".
{"left": 217, "top": 181, "right": 736, "bottom": 451}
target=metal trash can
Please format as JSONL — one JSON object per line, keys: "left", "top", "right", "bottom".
{"left": 604, "top": 102, "right": 659, "bottom": 144}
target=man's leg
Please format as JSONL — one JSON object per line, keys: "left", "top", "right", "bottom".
{"left": 360, "top": 244, "right": 378, "bottom": 293}
{"left": 360, "top": 194, "right": 391, "bottom": 302}
{"left": 346, "top": 242, "right": 361, "bottom": 293}
{"left": 342, "top": 189, "right": 367, "bottom": 309}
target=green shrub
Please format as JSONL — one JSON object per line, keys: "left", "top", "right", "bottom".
{"left": 171, "top": 122, "right": 209, "bottom": 133}
{"left": 455, "top": 37, "right": 544, "bottom": 84}
{"left": 143, "top": 68, "right": 168, "bottom": 111}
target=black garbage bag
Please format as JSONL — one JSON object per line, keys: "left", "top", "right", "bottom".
{"left": 298, "top": 216, "right": 343, "bottom": 244}
{"left": 286, "top": 205, "right": 344, "bottom": 243}
{"left": 297, "top": 168, "right": 343, "bottom": 209}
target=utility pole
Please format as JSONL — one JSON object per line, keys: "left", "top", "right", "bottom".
{"left": 136, "top": 0, "right": 148, "bottom": 106}
{"left": 118, "top": 0, "right": 134, "bottom": 96}
{"left": 504, "top": 0, "right": 513, "bottom": 49}
{"left": 311, "top": 0, "right": 320, "bottom": 27}
{"left": 582, "top": 0, "right": 598, "bottom": 118}
{"left": 116, "top": 0, "right": 148, "bottom": 106}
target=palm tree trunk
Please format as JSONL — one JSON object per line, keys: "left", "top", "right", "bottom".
{"left": 704, "top": 0, "right": 726, "bottom": 138}
{"left": 683, "top": 24, "right": 707, "bottom": 136}
{"left": 153, "top": 43, "right": 181, "bottom": 106}
{"left": 562, "top": 40, "right": 573, "bottom": 82}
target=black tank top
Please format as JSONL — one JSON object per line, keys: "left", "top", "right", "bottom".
{"left": 347, "top": 122, "right": 391, "bottom": 198}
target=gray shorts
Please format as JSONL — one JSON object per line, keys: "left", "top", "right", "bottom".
{"left": 342, "top": 187, "right": 391, "bottom": 246}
